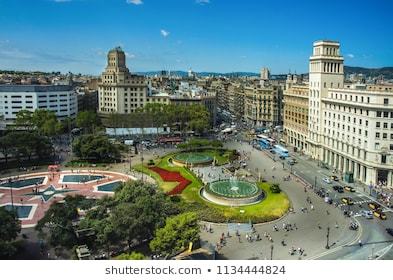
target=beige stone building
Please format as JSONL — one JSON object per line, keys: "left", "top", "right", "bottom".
{"left": 243, "top": 85, "right": 282, "bottom": 127}
{"left": 98, "top": 47, "right": 170, "bottom": 118}
{"left": 98, "top": 47, "right": 149, "bottom": 115}
{"left": 283, "top": 75, "right": 309, "bottom": 152}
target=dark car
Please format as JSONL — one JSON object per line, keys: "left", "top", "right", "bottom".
{"left": 386, "top": 228, "right": 393, "bottom": 236}
{"left": 333, "top": 185, "right": 344, "bottom": 193}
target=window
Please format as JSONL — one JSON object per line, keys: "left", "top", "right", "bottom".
{"left": 381, "top": 155, "right": 387, "bottom": 164}
{"left": 390, "top": 144, "right": 393, "bottom": 151}
{"left": 377, "top": 111, "right": 382, "bottom": 117}
{"left": 384, "top": 111, "right": 389, "bottom": 118}
{"left": 383, "top": 133, "right": 387, "bottom": 139}
{"left": 383, "top": 123, "right": 388, "bottom": 129}
{"left": 384, "top": 98, "right": 389, "bottom": 105}
{"left": 376, "top": 122, "right": 381, "bottom": 128}
{"left": 376, "top": 132, "right": 380, "bottom": 138}
{"left": 375, "top": 142, "right": 380, "bottom": 149}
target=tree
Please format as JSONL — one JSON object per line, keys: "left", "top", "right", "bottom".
{"left": 72, "top": 134, "right": 120, "bottom": 162}
{"left": 35, "top": 196, "right": 89, "bottom": 248}
{"left": 76, "top": 111, "right": 100, "bottom": 133}
{"left": 0, "top": 133, "right": 15, "bottom": 165}
{"left": 15, "top": 110, "right": 34, "bottom": 130}
{"left": 15, "top": 109, "right": 63, "bottom": 136}
{"left": 0, "top": 207, "right": 21, "bottom": 258}
{"left": 79, "top": 181, "right": 178, "bottom": 254}
{"left": 150, "top": 212, "right": 200, "bottom": 257}
{"left": 116, "top": 252, "right": 146, "bottom": 260}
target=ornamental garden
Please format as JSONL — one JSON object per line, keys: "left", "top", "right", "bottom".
{"left": 134, "top": 139, "right": 290, "bottom": 223}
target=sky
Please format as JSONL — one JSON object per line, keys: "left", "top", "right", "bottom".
{"left": 0, "top": 0, "right": 392, "bottom": 75}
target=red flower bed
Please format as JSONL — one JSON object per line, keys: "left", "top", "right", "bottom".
{"left": 149, "top": 166, "right": 191, "bottom": 195}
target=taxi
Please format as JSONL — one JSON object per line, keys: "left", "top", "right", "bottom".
{"left": 341, "top": 197, "right": 354, "bottom": 205}
{"left": 368, "top": 202, "right": 381, "bottom": 210}
{"left": 330, "top": 175, "right": 339, "bottom": 181}
{"left": 344, "top": 186, "right": 355, "bottom": 192}
{"left": 373, "top": 210, "right": 387, "bottom": 220}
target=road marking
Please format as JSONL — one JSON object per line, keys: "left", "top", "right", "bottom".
{"left": 307, "top": 217, "right": 363, "bottom": 260}
{"left": 375, "top": 244, "right": 393, "bottom": 260}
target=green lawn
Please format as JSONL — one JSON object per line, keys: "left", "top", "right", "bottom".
{"left": 133, "top": 152, "right": 290, "bottom": 223}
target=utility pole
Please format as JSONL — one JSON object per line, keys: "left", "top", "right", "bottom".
{"left": 270, "top": 244, "right": 274, "bottom": 260}
{"left": 314, "top": 176, "right": 317, "bottom": 189}
{"left": 325, "top": 226, "right": 330, "bottom": 249}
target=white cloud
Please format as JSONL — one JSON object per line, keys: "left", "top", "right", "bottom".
{"left": 160, "top": 29, "right": 170, "bottom": 38}
{"left": 196, "top": 0, "right": 210, "bottom": 4}
{"left": 125, "top": 52, "right": 135, "bottom": 59}
{"left": 347, "top": 53, "right": 355, "bottom": 58}
{"left": 126, "top": 0, "right": 143, "bottom": 5}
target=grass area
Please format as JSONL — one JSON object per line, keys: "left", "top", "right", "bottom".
{"left": 134, "top": 151, "right": 290, "bottom": 223}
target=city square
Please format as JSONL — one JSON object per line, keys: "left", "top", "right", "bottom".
{"left": 0, "top": 0, "right": 392, "bottom": 268}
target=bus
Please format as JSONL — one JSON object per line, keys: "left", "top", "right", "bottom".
{"left": 256, "top": 135, "right": 276, "bottom": 149}
{"left": 273, "top": 144, "right": 289, "bottom": 158}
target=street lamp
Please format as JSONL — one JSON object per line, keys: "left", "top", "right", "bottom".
{"left": 325, "top": 226, "right": 330, "bottom": 249}
{"left": 270, "top": 244, "right": 274, "bottom": 260}
{"left": 314, "top": 176, "right": 317, "bottom": 189}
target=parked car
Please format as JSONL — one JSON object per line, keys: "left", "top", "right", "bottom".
{"left": 324, "top": 196, "right": 333, "bottom": 204}
{"left": 373, "top": 210, "right": 387, "bottom": 220}
{"left": 344, "top": 186, "right": 355, "bottom": 192}
{"left": 333, "top": 185, "right": 344, "bottom": 193}
{"left": 341, "top": 197, "right": 354, "bottom": 205}
{"left": 322, "top": 177, "right": 332, "bottom": 184}
{"left": 269, "top": 149, "right": 276, "bottom": 154}
{"left": 349, "top": 222, "right": 359, "bottom": 230}
{"left": 386, "top": 228, "right": 393, "bottom": 236}
{"left": 360, "top": 210, "right": 373, "bottom": 219}
{"left": 330, "top": 175, "right": 339, "bottom": 181}
{"left": 368, "top": 202, "right": 381, "bottom": 210}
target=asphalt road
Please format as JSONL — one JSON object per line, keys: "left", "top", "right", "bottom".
{"left": 200, "top": 140, "right": 358, "bottom": 260}
{"left": 277, "top": 146, "right": 393, "bottom": 260}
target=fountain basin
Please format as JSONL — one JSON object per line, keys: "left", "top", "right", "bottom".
{"left": 201, "top": 179, "right": 265, "bottom": 206}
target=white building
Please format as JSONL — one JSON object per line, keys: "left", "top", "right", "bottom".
{"left": 0, "top": 85, "right": 77, "bottom": 129}
{"left": 306, "top": 40, "right": 393, "bottom": 186}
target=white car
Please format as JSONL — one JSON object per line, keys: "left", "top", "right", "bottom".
{"left": 322, "top": 177, "right": 332, "bottom": 184}
{"left": 360, "top": 210, "right": 373, "bottom": 219}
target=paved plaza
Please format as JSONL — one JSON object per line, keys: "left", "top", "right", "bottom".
{"left": 0, "top": 170, "right": 135, "bottom": 227}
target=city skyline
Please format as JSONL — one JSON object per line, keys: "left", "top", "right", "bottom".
{"left": 0, "top": 0, "right": 393, "bottom": 74}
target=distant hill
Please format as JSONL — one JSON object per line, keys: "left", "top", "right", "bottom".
{"left": 137, "top": 70, "right": 260, "bottom": 77}
{"left": 344, "top": 66, "right": 393, "bottom": 79}
{"left": 139, "top": 66, "right": 393, "bottom": 80}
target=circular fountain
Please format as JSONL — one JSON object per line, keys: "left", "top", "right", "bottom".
{"left": 201, "top": 176, "right": 265, "bottom": 206}
{"left": 172, "top": 152, "right": 213, "bottom": 167}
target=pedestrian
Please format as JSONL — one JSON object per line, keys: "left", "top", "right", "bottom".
{"left": 294, "top": 223, "right": 297, "bottom": 230}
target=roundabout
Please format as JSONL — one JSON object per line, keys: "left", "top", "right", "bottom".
{"left": 201, "top": 178, "right": 265, "bottom": 206}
